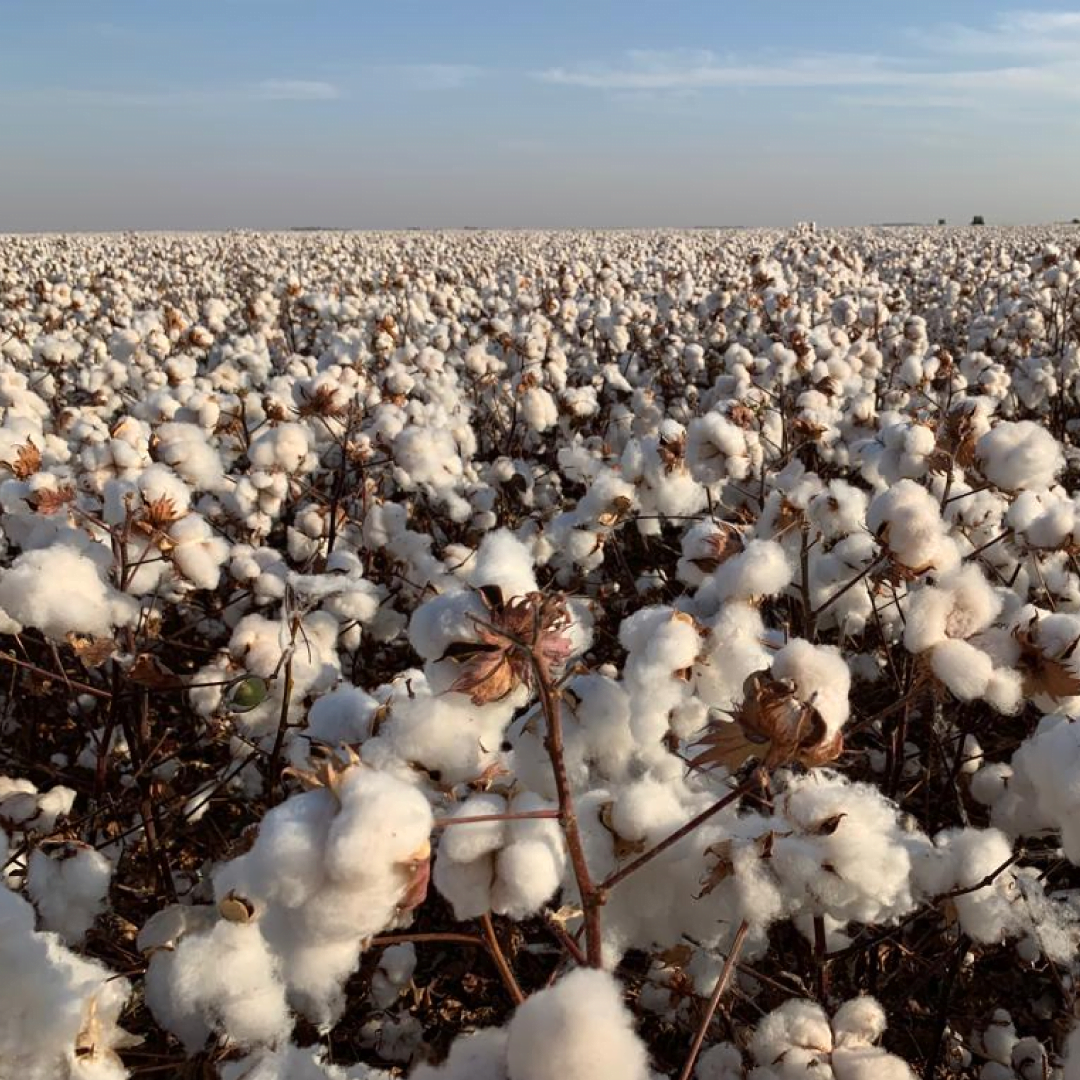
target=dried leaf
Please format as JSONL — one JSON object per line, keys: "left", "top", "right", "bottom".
{"left": 697, "top": 840, "right": 734, "bottom": 897}
{"left": 7, "top": 438, "right": 41, "bottom": 479}
{"left": 127, "top": 653, "right": 185, "bottom": 690}
{"left": 68, "top": 634, "right": 117, "bottom": 668}
{"left": 397, "top": 840, "right": 431, "bottom": 914}
{"left": 28, "top": 484, "right": 76, "bottom": 515}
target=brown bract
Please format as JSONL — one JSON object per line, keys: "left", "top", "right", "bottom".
{"left": 1013, "top": 616, "right": 1080, "bottom": 700}
{"left": 691, "top": 525, "right": 745, "bottom": 574}
{"left": 691, "top": 670, "right": 843, "bottom": 774}
{"left": 440, "top": 586, "right": 573, "bottom": 706}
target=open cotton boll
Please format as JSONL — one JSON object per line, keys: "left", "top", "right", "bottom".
{"left": 248, "top": 422, "right": 311, "bottom": 473}
{"left": 929, "top": 639, "right": 994, "bottom": 701}
{"left": 976, "top": 420, "right": 1063, "bottom": 492}
{"left": 506, "top": 968, "right": 649, "bottom": 1080}
{"left": 27, "top": 843, "right": 112, "bottom": 944}
{"left": 695, "top": 1043, "right": 745, "bottom": 1080}
{"left": 866, "top": 480, "right": 954, "bottom": 573}
{"left": 0, "top": 543, "right": 136, "bottom": 641}
{"left": 220, "top": 1043, "right": 394, "bottom": 1079}
{"left": 771, "top": 638, "right": 851, "bottom": 735}
{"left": 749, "top": 999, "right": 833, "bottom": 1073}
{"left": 144, "top": 918, "right": 290, "bottom": 1053}
{"left": 410, "top": 1028, "right": 509, "bottom": 1080}
{"left": 371, "top": 943, "right": 417, "bottom": 1009}
{"left": 903, "top": 565, "right": 1002, "bottom": 653}
{"left": 225, "top": 767, "right": 432, "bottom": 1029}
{"left": 469, "top": 529, "right": 537, "bottom": 598}
{"left": 152, "top": 421, "right": 225, "bottom": 490}
{"left": 136, "top": 462, "right": 192, "bottom": 515}
{"left": 0, "top": 879, "right": 135, "bottom": 1080}
{"left": 710, "top": 539, "right": 792, "bottom": 603}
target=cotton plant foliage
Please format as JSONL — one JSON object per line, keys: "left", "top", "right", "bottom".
{"left": 1, "top": 226, "right": 1080, "bottom": 1078}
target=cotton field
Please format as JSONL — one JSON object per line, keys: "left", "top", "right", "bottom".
{"left": 2, "top": 225, "right": 1080, "bottom": 1080}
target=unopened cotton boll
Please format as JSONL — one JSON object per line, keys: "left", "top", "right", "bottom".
{"left": 506, "top": 968, "right": 649, "bottom": 1080}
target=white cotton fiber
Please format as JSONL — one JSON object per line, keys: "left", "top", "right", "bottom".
{"left": 976, "top": 420, "right": 1063, "bottom": 492}
{"left": 0, "top": 544, "right": 135, "bottom": 641}
{"left": 470, "top": 528, "right": 538, "bottom": 598}
{"left": 506, "top": 968, "right": 649, "bottom": 1080}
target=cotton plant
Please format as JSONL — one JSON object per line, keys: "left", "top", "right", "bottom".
{"left": 143, "top": 760, "right": 434, "bottom": 1047}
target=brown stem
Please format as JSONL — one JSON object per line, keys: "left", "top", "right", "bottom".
{"left": 481, "top": 913, "right": 526, "bottom": 1005}
{"left": 678, "top": 920, "right": 750, "bottom": 1080}
{"left": 530, "top": 652, "right": 604, "bottom": 968}
{"left": 813, "top": 913, "right": 830, "bottom": 1000}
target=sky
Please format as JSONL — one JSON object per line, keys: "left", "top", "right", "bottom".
{"left": 2, "top": 1, "right": 1079, "bottom": 230}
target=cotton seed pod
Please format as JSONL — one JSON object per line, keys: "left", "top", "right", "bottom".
{"left": 226, "top": 676, "right": 269, "bottom": 713}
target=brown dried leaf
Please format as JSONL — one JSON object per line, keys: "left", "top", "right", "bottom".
{"left": 29, "top": 484, "right": 76, "bottom": 515}
{"left": 127, "top": 653, "right": 186, "bottom": 690}
{"left": 68, "top": 634, "right": 117, "bottom": 669}
{"left": 8, "top": 438, "right": 41, "bottom": 479}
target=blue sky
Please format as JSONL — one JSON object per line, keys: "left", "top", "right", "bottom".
{"left": 2, "top": 1, "right": 1079, "bottom": 229}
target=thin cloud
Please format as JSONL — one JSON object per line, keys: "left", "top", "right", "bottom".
{"left": 252, "top": 80, "right": 340, "bottom": 101}
{"left": 536, "top": 10, "right": 1080, "bottom": 103}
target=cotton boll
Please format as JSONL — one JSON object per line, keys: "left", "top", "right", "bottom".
{"left": 249, "top": 422, "right": 311, "bottom": 473}
{"left": 27, "top": 843, "right": 112, "bottom": 944}
{"left": 0, "top": 879, "right": 135, "bottom": 1080}
{"left": 0, "top": 544, "right": 136, "bottom": 641}
{"left": 710, "top": 540, "right": 792, "bottom": 603}
{"left": 976, "top": 420, "right": 1063, "bottom": 492}
{"left": 506, "top": 968, "right": 649, "bottom": 1080}
{"left": 470, "top": 529, "right": 537, "bottom": 598}
{"left": 410, "top": 1028, "right": 509, "bottom": 1080}
{"left": 903, "top": 565, "right": 1002, "bottom": 653}
{"left": 371, "top": 943, "right": 417, "bottom": 1009}
{"left": 750, "top": 999, "right": 833, "bottom": 1071}
{"left": 144, "top": 918, "right": 290, "bottom": 1053}
{"left": 695, "top": 1043, "right": 745, "bottom": 1080}
{"left": 771, "top": 638, "right": 851, "bottom": 735}
{"left": 929, "top": 639, "right": 994, "bottom": 701}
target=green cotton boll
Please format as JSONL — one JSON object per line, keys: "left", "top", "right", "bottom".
{"left": 227, "top": 676, "right": 269, "bottom": 713}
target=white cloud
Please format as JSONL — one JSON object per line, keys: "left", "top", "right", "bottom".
{"left": 536, "top": 11, "right": 1080, "bottom": 104}
{"left": 253, "top": 80, "right": 340, "bottom": 101}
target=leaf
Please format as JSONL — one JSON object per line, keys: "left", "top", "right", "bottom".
{"left": 697, "top": 840, "right": 735, "bottom": 897}
{"left": 126, "top": 653, "right": 186, "bottom": 690}
{"left": 29, "top": 484, "right": 76, "bottom": 515}
{"left": 68, "top": 634, "right": 117, "bottom": 668}
{"left": 8, "top": 438, "right": 41, "bottom": 479}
